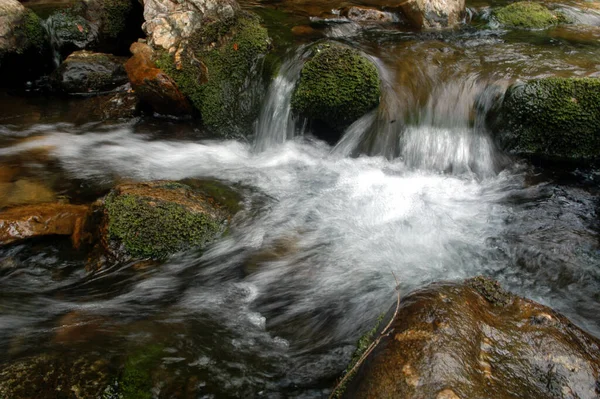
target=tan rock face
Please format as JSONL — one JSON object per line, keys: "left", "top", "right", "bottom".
{"left": 345, "top": 277, "right": 600, "bottom": 399}
{"left": 0, "top": 203, "right": 90, "bottom": 246}
{"left": 0, "top": 0, "right": 26, "bottom": 53}
{"left": 398, "top": 0, "right": 466, "bottom": 28}
{"left": 140, "top": 0, "right": 239, "bottom": 54}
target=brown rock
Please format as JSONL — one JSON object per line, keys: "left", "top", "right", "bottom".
{"left": 344, "top": 277, "right": 600, "bottom": 399}
{"left": 342, "top": 6, "right": 398, "bottom": 23}
{"left": 125, "top": 42, "right": 192, "bottom": 116}
{"left": 397, "top": 0, "right": 465, "bottom": 29}
{"left": 0, "top": 203, "right": 90, "bottom": 247}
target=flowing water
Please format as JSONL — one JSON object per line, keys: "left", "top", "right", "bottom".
{"left": 1, "top": 3, "right": 600, "bottom": 397}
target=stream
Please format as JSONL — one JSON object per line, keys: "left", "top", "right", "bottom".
{"left": 1, "top": 0, "right": 600, "bottom": 397}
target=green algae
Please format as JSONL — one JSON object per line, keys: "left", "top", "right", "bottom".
{"left": 155, "top": 12, "right": 270, "bottom": 136}
{"left": 291, "top": 43, "right": 381, "bottom": 131}
{"left": 494, "top": 2, "right": 559, "bottom": 29}
{"left": 500, "top": 77, "right": 600, "bottom": 160}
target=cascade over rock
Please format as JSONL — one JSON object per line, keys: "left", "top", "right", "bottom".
{"left": 342, "top": 277, "right": 600, "bottom": 399}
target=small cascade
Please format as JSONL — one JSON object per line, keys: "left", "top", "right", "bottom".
{"left": 42, "top": 16, "right": 63, "bottom": 68}
{"left": 254, "top": 48, "right": 308, "bottom": 152}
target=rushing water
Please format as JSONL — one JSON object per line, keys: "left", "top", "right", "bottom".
{"left": 1, "top": 4, "right": 600, "bottom": 397}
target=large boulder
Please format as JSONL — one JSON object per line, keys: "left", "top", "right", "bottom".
{"left": 497, "top": 77, "right": 600, "bottom": 161}
{"left": 125, "top": 42, "right": 192, "bottom": 115}
{"left": 493, "top": 2, "right": 562, "bottom": 29}
{"left": 0, "top": 0, "right": 50, "bottom": 84}
{"left": 397, "top": 0, "right": 465, "bottom": 29}
{"left": 99, "top": 180, "right": 241, "bottom": 260}
{"left": 340, "top": 277, "right": 600, "bottom": 399}
{"left": 291, "top": 43, "right": 381, "bottom": 133}
{"left": 51, "top": 50, "right": 128, "bottom": 93}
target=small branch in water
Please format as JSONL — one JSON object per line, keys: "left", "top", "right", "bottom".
{"left": 329, "top": 276, "right": 401, "bottom": 399}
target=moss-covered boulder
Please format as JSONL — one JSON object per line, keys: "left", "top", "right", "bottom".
{"left": 154, "top": 11, "right": 271, "bottom": 135}
{"left": 493, "top": 2, "right": 562, "bottom": 29}
{"left": 340, "top": 277, "right": 600, "bottom": 398}
{"left": 50, "top": 50, "right": 128, "bottom": 93}
{"left": 99, "top": 180, "right": 241, "bottom": 260}
{"left": 291, "top": 43, "right": 381, "bottom": 132}
{"left": 497, "top": 77, "right": 600, "bottom": 161}
{"left": 0, "top": 1, "right": 50, "bottom": 85}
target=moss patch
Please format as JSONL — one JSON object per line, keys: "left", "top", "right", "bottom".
{"left": 101, "top": 0, "right": 133, "bottom": 38}
{"left": 117, "top": 345, "right": 163, "bottom": 399}
{"left": 466, "top": 276, "right": 512, "bottom": 307}
{"left": 500, "top": 77, "right": 600, "bottom": 160}
{"left": 155, "top": 12, "right": 270, "bottom": 136}
{"left": 15, "top": 9, "right": 46, "bottom": 54}
{"left": 291, "top": 43, "right": 381, "bottom": 131}
{"left": 494, "top": 2, "right": 559, "bottom": 29}
{"left": 104, "top": 190, "right": 221, "bottom": 259}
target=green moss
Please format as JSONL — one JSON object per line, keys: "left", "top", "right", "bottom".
{"left": 15, "top": 9, "right": 46, "bottom": 54}
{"left": 101, "top": 0, "right": 133, "bottom": 38}
{"left": 118, "top": 345, "right": 163, "bottom": 399}
{"left": 179, "top": 178, "right": 243, "bottom": 214}
{"left": 155, "top": 12, "right": 270, "bottom": 136}
{"left": 494, "top": 2, "right": 559, "bottom": 29}
{"left": 291, "top": 43, "right": 381, "bottom": 131}
{"left": 104, "top": 191, "right": 221, "bottom": 258}
{"left": 330, "top": 313, "right": 385, "bottom": 399}
{"left": 500, "top": 77, "right": 600, "bottom": 159}
{"left": 466, "top": 276, "right": 512, "bottom": 307}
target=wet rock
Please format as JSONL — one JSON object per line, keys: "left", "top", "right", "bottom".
{"left": 397, "top": 0, "right": 465, "bottom": 29}
{"left": 342, "top": 277, "right": 600, "bottom": 399}
{"left": 291, "top": 42, "right": 381, "bottom": 134}
{"left": 51, "top": 50, "right": 128, "bottom": 93}
{"left": 152, "top": 6, "right": 272, "bottom": 135}
{"left": 0, "top": 0, "right": 50, "bottom": 84}
{"left": 341, "top": 6, "right": 399, "bottom": 23}
{"left": 125, "top": 41, "right": 192, "bottom": 116}
{"left": 493, "top": 1, "right": 562, "bottom": 29}
{"left": 99, "top": 180, "right": 240, "bottom": 260}
{"left": 0, "top": 353, "right": 112, "bottom": 399}
{"left": 497, "top": 77, "right": 600, "bottom": 161}
{"left": 0, "top": 203, "right": 90, "bottom": 246}
{"left": 0, "top": 179, "right": 56, "bottom": 208}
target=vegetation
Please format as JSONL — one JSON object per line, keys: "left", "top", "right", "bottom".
{"left": 101, "top": 0, "right": 133, "bottom": 38}
{"left": 291, "top": 43, "right": 381, "bottom": 131}
{"left": 494, "top": 2, "right": 560, "bottom": 29}
{"left": 15, "top": 10, "right": 46, "bottom": 54}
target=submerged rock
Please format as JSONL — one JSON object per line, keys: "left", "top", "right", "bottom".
{"left": 0, "top": 203, "right": 90, "bottom": 247}
{"left": 0, "top": 0, "right": 50, "bottom": 84}
{"left": 341, "top": 277, "right": 600, "bottom": 399}
{"left": 498, "top": 77, "right": 600, "bottom": 161}
{"left": 291, "top": 43, "right": 381, "bottom": 133}
{"left": 397, "top": 0, "right": 466, "bottom": 29}
{"left": 125, "top": 41, "right": 192, "bottom": 116}
{"left": 99, "top": 180, "right": 240, "bottom": 260}
{"left": 493, "top": 2, "right": 562, "bottom": 29}
{"left": 51, "top": 50, "right": 128, "bottom": 93}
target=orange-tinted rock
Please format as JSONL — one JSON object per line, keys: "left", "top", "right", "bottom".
{"left": 0, "top": 203, "right": 90, "bottom": 247}
{"left": 125, "top": 42, "right": 192, "bottom": 116}
{"left": 344, "top": 277, "right": 600, "bottom": 399}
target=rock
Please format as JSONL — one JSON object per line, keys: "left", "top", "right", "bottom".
{"left": 0, "top": 353, "right": 112, "bottom": 399}
{"left": 0, "top": 203, "right": 90, "bottom": 247}
{"left": 397, "top": 0, "right": 465, "bottom": 29}
{"left": 0, "top": 179, "right": 56, "bottom": 208}
{"left": 497, "top": 77, "right": 600, "bottom": 161}
{"left": 291, "top": 43, "right": 381, "bottom": 133}
{"left": 342, "top": 6, "right": 399, "bottom": 23}
{"left": 0, "top": 0, "right": 50, "bottom": 84}
{"left": 99, "top": 180, "right": 240, "bottom": 260}
{"left": 153, "top": 8, "right": 272, "bottom": 135}
{"left": 125, "top": 42, "right": 192, "bottom": 115}
{"left": 493, "top": 1, "right": 562, "bottom": 29}
{"left": 341, "top": 277, "right": 600, "bottom": 399}
{"left": 50, "top": 50, "right": 128, "bottom": 93}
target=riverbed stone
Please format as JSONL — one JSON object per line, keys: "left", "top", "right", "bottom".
{"left": 99, "top": 180, "right": 240, "bottom": 260}
{"left": 291, "top": 42, "right": 381, "bottom": 132}
{"left": 494, "top": 1, "right": 561, "bottom": 29}
{"left": 340, "top": 277, "right": 600, "bottom": 399}
{"left": 397, "top": 0, "right": 466, "bottom": 29}
{"left": 51, "top": 50, "right": 128, "bottom": 93}
{"left": 497, "top": 77, "right": 600, "bottom": 161}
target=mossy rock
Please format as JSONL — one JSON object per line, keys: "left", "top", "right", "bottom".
{"left": 100, "top": 180, "right": 241, "bottom": 260}
{"left": 14, "top": 9, "right": 46, "bottom": 54}
{"left": 291, "top": 43, "right": 381, "bottom": 132}
{"left": 493, "top": 2, "right": 561, "bottom": 29}
{"left": 51, "top": 50, "right": 128, "bottom": 93}
{"left": 498, "top": 77, "right": 600, "bottom": 160}
{"left": 114, "top": 345, "right": 164, "bottom": 399}
{"left": 155, "top": 11, "right": 271, "bottom": 136}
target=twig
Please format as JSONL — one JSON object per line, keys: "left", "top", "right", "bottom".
{"left": 329, "top": 276, "right": 402, "bottom": 398}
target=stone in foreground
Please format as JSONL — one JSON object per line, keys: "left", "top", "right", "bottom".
{"left": 342, "top": 277, "right": 600, "bottom": 399}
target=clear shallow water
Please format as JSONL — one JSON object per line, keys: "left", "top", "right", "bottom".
{"left": 0, "top": 123, "right": 599, "bottom": 397}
